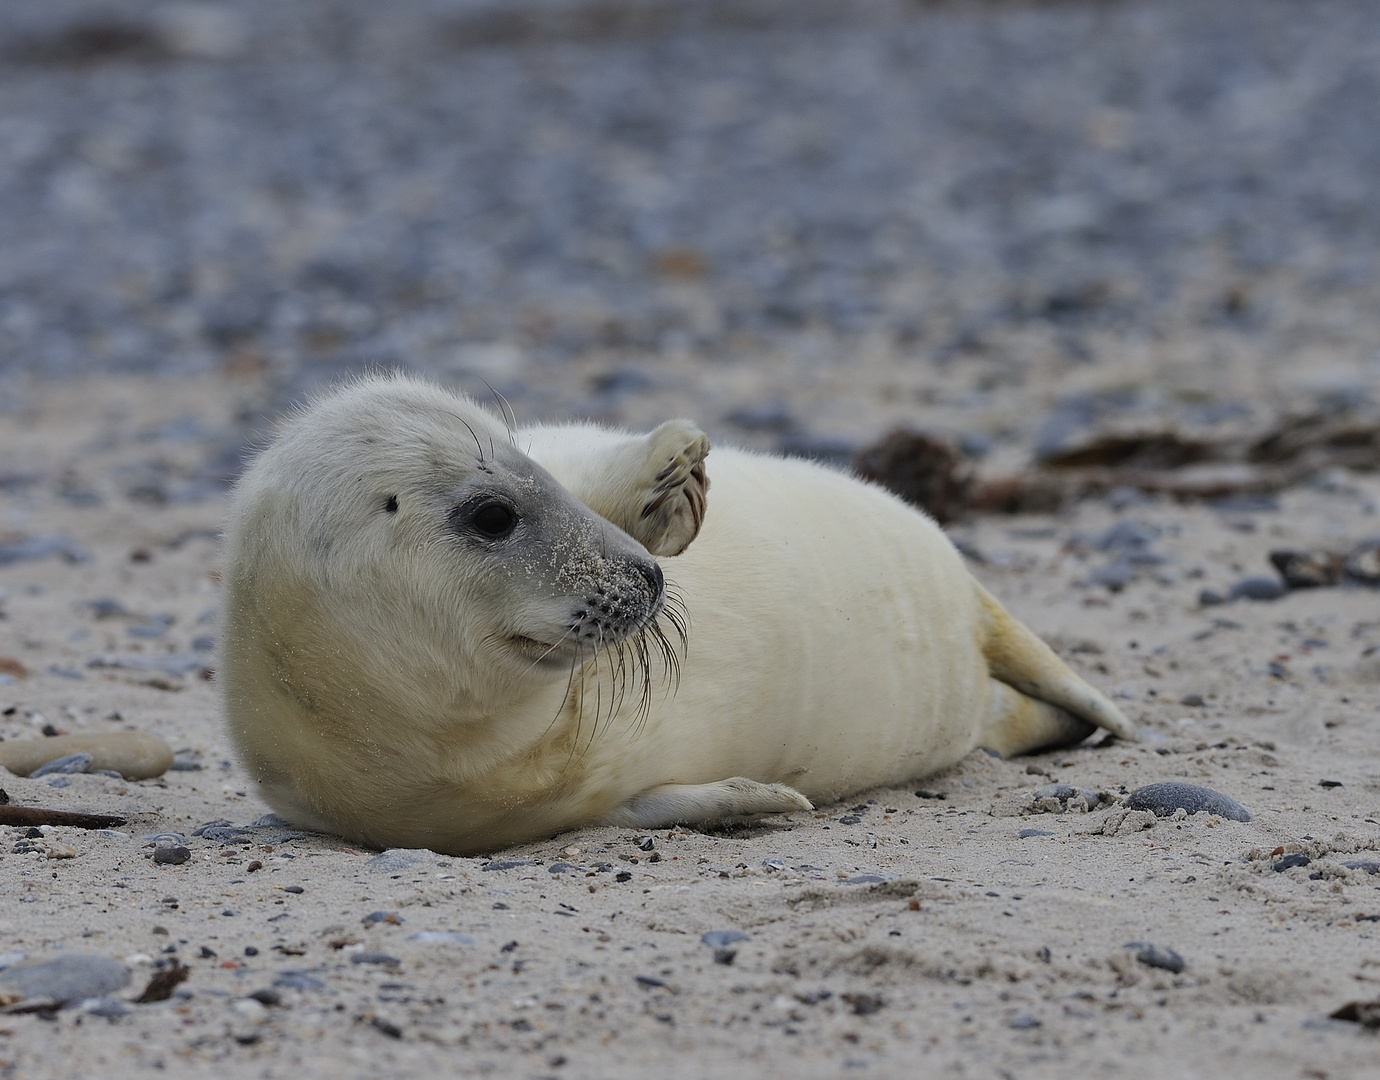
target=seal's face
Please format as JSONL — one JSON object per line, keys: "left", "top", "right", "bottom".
{"left": 231, "top": 381, "right": 669, "bottom": 718}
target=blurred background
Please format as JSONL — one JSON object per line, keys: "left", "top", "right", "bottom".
{"left": 0, "top": 0, "right": 1377, "bottom": 479}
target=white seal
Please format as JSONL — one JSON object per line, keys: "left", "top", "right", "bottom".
{"left": 222, "top": 374, "right": 1136, "bottom": 854}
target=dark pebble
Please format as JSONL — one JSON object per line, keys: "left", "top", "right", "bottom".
{"left": 701, "top": 930, "right": 750, "bottom": 949}
{"left": 637, "top": 837, "right": 656, "bottom": 851}
{"left": 371, "top": 1017, "right": 403, "bottom": 1038}
{"left": 1009, "top": 1015, "right": 1042, "bottom": 1029}
{"left": 1269, "top": 549, "right": 1343, "bottom": 589}
{"left": 615, "top": 871, "right": 633, "bottom": 882}
{"left": 1019, "top": 829, "right": 1055, "bottom": 838}
{"left": 283, "top": 885, "right": 304, "bottom": 894}
{"left": 350, "top": 952, "right": 401, "bottom": 967}
{"left": 547, "top": 862, "right": 580, "bottom": 875}
{"left": 1179, "top": 694, "right": 1207, "bottom": 707}
{"left": 1125, "top": 943, "right": 1185, "bottom": 974}
{"left": 361, "top": 911, "right": 403, "bottom": 926}
{"left": 635, "top": 975, "right": 669, "bottom": 988}
{"left": 152, "top": 844, "right": 191, "bottom": 866}
{"left": 1319, "top": 779, "right": 1343, "bottom": 788}
{"left": 1198, "top": 588, "right": 1227, "bottom": 606}
{"left": 841, "top": 992, "right": 885, "bottom": 1015}
{"left": 30, "top": 752, "right": 93, "bottom": 777}
{"left": 482, "top": 859, "right": 538, "bottom": 871}
{"left": 837, "top": 815, "right": 863, "bottom": 825}
{"left": 249, "top": 989, "right": 281, "bottom": 1006}
{"left": 713, "top": 948, "right": 737, "bottom": 965}
{"left": 1342, "top": 861, "right": 1380, "bottom": 874}
{"left": 1229, "top": 576, "right": 1287, "bottom": 601}
{"left": 1273, "top": 853, "right": 1311, "bottom": 872}
{"left": 244, "top": 946, "right": 258, "bottom": 956}
{"left": 199, "top": 946, "right": 217, "bottom": 958}
{"left": 1124, "top": 782, "right": 1252, "bottom": 821}
{"left": 914, "top": 789, "right": 946, "bottom": 800}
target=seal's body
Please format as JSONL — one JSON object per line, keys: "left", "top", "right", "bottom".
{"left": 222, "top": 375, "right": 1135, "bottom": 854}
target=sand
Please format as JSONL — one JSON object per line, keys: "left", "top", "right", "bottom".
{"left": 0, "top": 374, "right": 1376, "bottom": 1079}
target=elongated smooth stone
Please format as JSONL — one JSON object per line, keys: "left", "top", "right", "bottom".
{"left": 0, "top": 731, "right": 174, "bottom": 780}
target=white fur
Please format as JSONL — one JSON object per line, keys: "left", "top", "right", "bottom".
{"left": 222, "top": 374, "right": 1133, "bottom": 854}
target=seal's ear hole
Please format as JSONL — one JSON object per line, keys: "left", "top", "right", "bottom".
{"left": 383, "top": 495, "right": 399, "bottom": 514}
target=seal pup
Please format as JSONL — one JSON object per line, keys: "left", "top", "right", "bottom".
{"left": 222, "top": 374, "right": 1136, "bottom": 854}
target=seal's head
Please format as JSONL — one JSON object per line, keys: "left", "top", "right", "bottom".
{"left": 222, "top": 375, "right": 667, "bottom": 746}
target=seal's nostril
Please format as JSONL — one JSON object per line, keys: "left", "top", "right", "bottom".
{"left": 638, "top": 560, "right": 664, "bottom": 598}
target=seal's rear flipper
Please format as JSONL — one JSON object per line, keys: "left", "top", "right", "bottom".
{"left": 978, "top": 680, "right": 1097, "bottom": 758}
{"left": 602, "top": 777, "right": 813, "bottom": 829}
{"left": 973, "top": 582, "right": 1139, "bottom": 745}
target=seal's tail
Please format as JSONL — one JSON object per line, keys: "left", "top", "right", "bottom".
{"left": 972, "top": 582, "right": 1139, "bottom": 756}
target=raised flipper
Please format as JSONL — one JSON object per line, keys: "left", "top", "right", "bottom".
{"left": 974, "top": 581, "right": 1139, "bottom": 751}
{"left": 523, "top": 420, "right": 710, "bottom": 557}
{"left": 602, "top": 777, "right": 813, "bottom": 829}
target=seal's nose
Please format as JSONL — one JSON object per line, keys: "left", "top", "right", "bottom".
{"left": 637, "top": 559, "right": 665, "bottom": 599}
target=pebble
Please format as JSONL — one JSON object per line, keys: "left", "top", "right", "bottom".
{"left": 1345, "top": 539, "right": 1380, "bottom": 585}
{"left": 1273, "top": 853, "right": 1311, "bottom": 872}
{"left": 1342, "top": 861, "right": 1380, "bottom": 874}
{"left": 363, "top": 848, "right": 432, "bottom": 874}
{"left": 153, "top": 844, "right": 191, "bottom": 865}
{"left": 0, "top": 731, "right": 174, "bottom": 780}
{"left": 1019, "top": 829, "right": 1055, "bottom": 838}
{"left": 73, "top": 996, "right": 130, "bottom": 1018}
{"left": 701, "top": 931, "right": 750, "bottom": 949}
{"left": 406, "top": 932, "right": 475, "bottom": 945}
{"left": 272, "top": 972, "right": 324, "bottom": 991}
{"left": 1124, "top": 782, "right": 1252, "bottom": 822}
{"left": 350, "top": 952, "right": 401, "bottom": 967}
{"left": 1125, "top": 942, "right": 1186, "bottom": 974}
{"left": 362, "top": 911, "right": 403, "bottom": 926}
{"left": 547, "top": 862, "right": 581, "bottom": 875}
{"left": 0, "top": 954, "right": 130, "bottom": 1005}
{"left": 1029, "top": 784, "right": 1104, "bottom": 809}
{"left": 1228, "top": 576, "right": 1287, "bottom": 601}
{"left": 1269, "top": 549, "right": 1343, "bottom": 588}
{"left": 29, "top": 752, "right": 94, "bottom": 777}
{"left": 482, "top": 859, "right": 538, "bottom": 872}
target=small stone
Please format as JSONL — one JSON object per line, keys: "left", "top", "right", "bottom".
{"left": 1229, "top": 576, "right": 1287, "bottom": 601}
{"left": 1019, "top": 829, "right": 1055, "bottom": 838}
{"left": 837, "top": 815, "right": 863, "bottom": 825}
{"left": 1273, "top": 853, "right": 1311, "bottom": 872}
{"left": 841, "top": 992, "right": 885, "bottom": 1015}
{"left": 1179, "top": 693, "right": 1207, "bottom": 707}
{"left": 0, "top": 954, "right": 130, "bottom": 1005}
{"left": 350, "top": 952, "right": 401, "bottom": 967}
{"left": 1342, "top": 861, "right": 1380, "bottom": 874}
{"left": 637, "top": 837, "right": 656, "bottom": 851}
{"left": 371, "top": 1016, "right": 403, "bottom": 1039}
{"left": 701, "top": 930, "right": 750, "bottom": 949}
{"left": 481, "top": 859, "right": 537, "bottom": 871}
{"left": 1125, "top": 942, "right": 1185, "bottom": 973}
{"left": 362, "top": 911, "right": 403, "bottom": 926}
{"left": 914, "top": 789, "right": 946, "bottom": 800}
{"left": 283, "top": 885, "right": 304, "bottom": 894}
{"left": 713, "top": 948, "right": 736, "bottom": 965}
{"left": 1330, "top": 1000, "right": 1380, "bottom": 1028}
{"left": 153, "top": 844, "right": 191, "bottom": 865}
{"left": 1319, "top": 779, "right": 1343, "bottom": 788}
{"left": 248, "top": 989, "right": 281, "bottom": 1006}
{"left": 547, "top": 862, "right": 580, "bottom": 875}
{"left": 1009, "top": 1014, "right": 1041, "bottom": 1029}
{"left": 272, "top": 972, "right": 323, "bottom": 990}
{"left": 1124, "top": 782, "right": 1251, "bottom": 822}
{"left": 1197, "top": 588, "right": 1227, "bottom": 606}
{"left": 1344, "top": 539, "right": 1380, "bottom": 585}
{"left": 45, "top": 843, "right": 76, "bottom": 860}
{"left": 615, "top": 870, "right": 633, "bottom": 882}
{"left": 1269, "top": 549, "right": 1343, "bottom": 589}
{"left": 30, "top": 752, "right": 93, "bottom": 777}
{"left": 406, "top": 932, "right": 475, "bottom": 945}
{"left": 363, "top": 848, "right": 432, "bottom": 874}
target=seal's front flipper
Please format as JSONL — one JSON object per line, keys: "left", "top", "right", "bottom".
{"left": 602, "top": 777, "right": 812, "bottom": 829}
{"left": 520, "top": 419, "right": 709, "bottom": 556}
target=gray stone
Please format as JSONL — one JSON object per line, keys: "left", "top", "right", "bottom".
{"left": 364, "top": 848, "right": 433, "bottom": 874}
{"left": 701, "top": 931, "right": 750, "bottom": 948}
{"left": 0, "top": 954, "right": 130, "bottom": 1004}
{"left": 1124, "top": 782, "right": 1252, "bottom": 822}
{"left": 29, "top": 752, "right": 93, "bottom": 777}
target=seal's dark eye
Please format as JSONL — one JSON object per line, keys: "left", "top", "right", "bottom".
{"left": 470, "top": 500, "right": 517, "bottom": 538}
